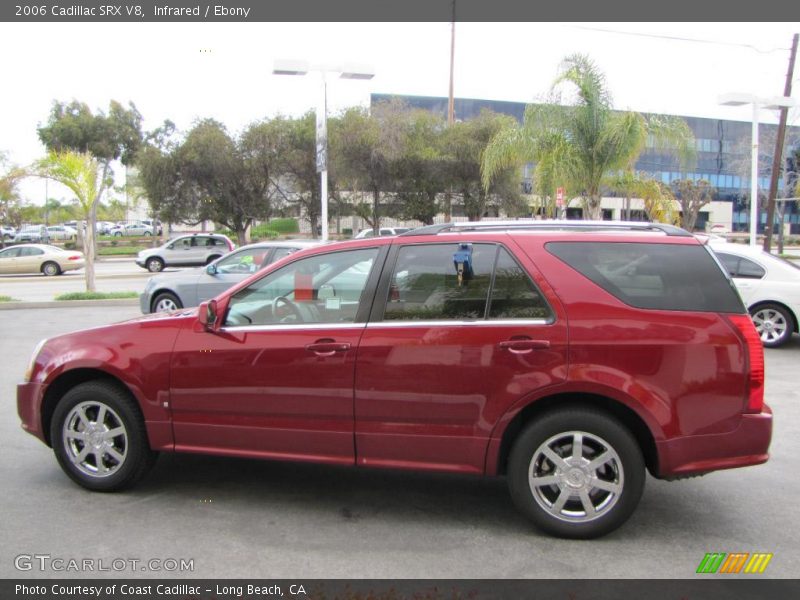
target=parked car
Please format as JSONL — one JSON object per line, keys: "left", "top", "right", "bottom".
{"left": 141, "top": 219, "right": 163, "bottom": 236}
{"left": 710, "top": 240, "right": 800, "bottom": 347}
{"left": 709, "top": 224, "right": 730, "bottom": 235}
{"left": 46, "top": 225, "right": 78, "bottom": 241}
{"left": 354, "top": 226, "right": 412, "bottom": 238}
{"left": 17, "top": 221, "right": 771, "bottom": 539}
{"left": 140, "top": 240, "right": 324, "bottom": 313}
{"left": 13, "top": 225, "right": 50, "bottom": 244}
{"left": 0, "top": 244, "right": 84, "bottom": 276}
{"left": 1, "top": 225, "right": 15, "bottom": 240}
{"left": 96, "top": 221, "right": 116, "bottom": 235}
{"left": 135, "top": 233, "right": 236, "bottom": 272}
{"left": 109, "top": 222, "right": 154, "bottom": 237}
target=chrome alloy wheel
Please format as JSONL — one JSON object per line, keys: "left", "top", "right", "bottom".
{"left": 155, "top": 297, "right": 178, "bottom": 312}
{"left": 62, "top": 401, "right": 128, "bottom": 478}
{"left": 751, "top": 307, "right": 789, "bottom": 345}
{"left": 528, "top": 431, "right": 624, "bottom": 523}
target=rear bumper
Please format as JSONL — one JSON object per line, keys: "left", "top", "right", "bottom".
{"left": 17, "top": 381, "right": 48, "bottom": 444}
{"left": 657, "top": 405, "right": 773, "bottom": 477}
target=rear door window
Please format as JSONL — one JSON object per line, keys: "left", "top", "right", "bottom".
{"left": 381, "top": 243, "right": 553, "bottom": 321}
{"left": 716, "top": 253, "right": 766, "bottom": 279}
{"left": 547, "top": 242, "right": 744, "bottom": 313}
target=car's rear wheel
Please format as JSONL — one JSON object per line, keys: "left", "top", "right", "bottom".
{"left": 145, "top": 257, "right": 164, "bottom": 273}
{"left": 152, "top": 292, "right": 182, "bottom": 313}
{"left": 41, "top": 261, "right": 61, "bottom": 276}
{"left": 144, "top": 231, "right": 152, "bottom": 236}
{"left": 750, "top": 303, "right": 794, "bottom": 348}
{"left": 206, "top": 255, "right": 221, "bottom": 265}
{"left": 507, "top": 407, "right": 645, "bottom": 539}
{"left": 50, "top": 381, "right": 157, "bottom": 492}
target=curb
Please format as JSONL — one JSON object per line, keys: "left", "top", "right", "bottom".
{"left": 0, "top": 299, "right": 140, "bottom": 310}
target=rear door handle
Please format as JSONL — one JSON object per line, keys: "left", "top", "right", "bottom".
{"left": 305, "top": 341, "right": 351, "bottom": 356}
{"left": 499, "top": 339, "right": 550, "bottom": 354}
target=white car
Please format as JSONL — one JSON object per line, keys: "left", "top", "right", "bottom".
{"left": 109, "top": 222, "right": 154, "bottom": 237}
{"left": 354, "top": 226, "right": 412, "bottom": 239}
{"left": 710, "top": 241, "right": 800, "bottom": 347}
{"left": 46, "top": 225, "right": 78, "bottom": 240}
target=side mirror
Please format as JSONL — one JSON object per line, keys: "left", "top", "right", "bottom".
{"left": 198, "top": 299, "right": 220, "bottom": 331}
{"left": 206, "top": 264, "right": 217, "bottom": 276}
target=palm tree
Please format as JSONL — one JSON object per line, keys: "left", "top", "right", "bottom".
{"left": 33, "top": 150, "right": 111, "bottom": 292}
{"left": 482, "top": 54, "right": 696, "bottom": 220}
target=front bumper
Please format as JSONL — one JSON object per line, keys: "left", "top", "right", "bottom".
{"left": 139, "top": 292, "right": 152, "bottom": 314}
{"left": 17, "top": 381, "right": 48, "bottom": 444}
{"left": 657, "top": 405, "right": 773, "bottom": 477}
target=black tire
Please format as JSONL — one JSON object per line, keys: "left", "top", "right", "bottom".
{"left": 50, "top": 381, "right": 157, "bottom": 492}
{"left": 114, "top": 231, "right": 122, "bottom": 237}
{"left": 206, "top": 255, "right": 221, "bottom": 265}
{"left": 152, "top": 291, "right": 183, "bottom": 313}
{"left": 146, "top": 257, "right": 165, "bottom": 273}
{"left": 749, "top": 303, "right": 794, "bottom": 348}
{"left": 507, "top": 406, "right": 645, "bottom": 539}
{"left": 144, "top": 231, "right": 152, "bottom": 236}
{"left": 41, "top": 261, "right": 61, "bottom": 276}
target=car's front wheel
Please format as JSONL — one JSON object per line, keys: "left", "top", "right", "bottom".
{"left": 145, "top": 257, "right": 164, "bottom": 273}
{"left": 507, "top": 407, "right": 645, "bottom": 539}
{"left": 152, "top": 291, "right": 182, "bottom": 313}
{"left": 750, "top": 303, "right": 794, "bottom": 348}
{"left": 50, "top": 381, "right": 157, "bottom": 492}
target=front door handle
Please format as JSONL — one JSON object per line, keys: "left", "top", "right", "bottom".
{"left": 499, "top": 339, "right": 550, "bottom": 354}
{"left": 305, "top": 340, "right": 351, "bottom": 357}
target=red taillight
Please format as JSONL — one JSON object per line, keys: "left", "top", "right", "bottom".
{"left": 67, "top": 255, "right": 82, "bottom": 261}
{"left": 728, "top": 314, "right": 765, "bottom": 413}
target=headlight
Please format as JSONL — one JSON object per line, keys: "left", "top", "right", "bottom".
{"left": 24, "top": 338, "right": 48, "bottom": 383}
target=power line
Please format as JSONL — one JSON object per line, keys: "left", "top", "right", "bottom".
{"left": 568, "top": 25, "right": 792, "bottom": 54}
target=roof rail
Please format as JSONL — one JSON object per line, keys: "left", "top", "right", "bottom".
{"left": 399, "top": 220, "right": 692, "bottom": 237}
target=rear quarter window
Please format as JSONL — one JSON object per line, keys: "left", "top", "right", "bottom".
{"left": 546, "top": 241, "right": 744, "bottom": 313}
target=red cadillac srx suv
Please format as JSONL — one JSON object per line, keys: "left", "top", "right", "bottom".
{"left": 17, "top": 221, "right": 772, "bottom": 538}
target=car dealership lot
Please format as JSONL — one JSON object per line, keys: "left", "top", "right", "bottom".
{"left": 1, "top": 306, "right": 798, "bottom": 579}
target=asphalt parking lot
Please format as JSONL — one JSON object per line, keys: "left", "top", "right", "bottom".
{"left": 1, "top": 305, "right": 798, "bottom": 579}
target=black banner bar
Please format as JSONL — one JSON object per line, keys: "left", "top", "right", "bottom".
{"left": 3, "top": 579, "right": 800, "bottom": 600}
{"left": 2, "top": 0, "right": 800, "bottom": 22}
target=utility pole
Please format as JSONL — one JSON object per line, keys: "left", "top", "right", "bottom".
{"left": 447, "top": 1, "right": 455, "bottom": 126}
{"left": 763, "top": 33, "right": 798, "bottom": 252}
{"left": 444, "top": 0, "right": 456, "bottom": 223}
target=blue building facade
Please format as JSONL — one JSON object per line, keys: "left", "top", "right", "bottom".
{"left": 373, "top": 93, "right": 800, "bottom": 232}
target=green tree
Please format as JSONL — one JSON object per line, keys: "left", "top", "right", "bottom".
{"left": 671, "top": 179, "right": 715, "bottom": 231}
{"left": 37, "top": 99, "right": 143, "bottom": 270}
{"left": 34, "top": 151, "right": 108, "bottom": 290}
{"left": 0, "top": 152, "right": 25, "bottom": 246}
{"left": 333, "top": 104, "right": 404, "bottom": 233}
{"left": 241, "top": 113, "right": 322, "bottom": 236}
{"left": 445, "top": 110, "right": 524, "bottom": 221}
{"left": 483, "top": 54, "right": 695, "bottom": 220}
{"left": 143, "top": 119, "right": 282, "bottom": 245}
{"left": 392, "top": 108, "right": 448, "bottom": 225}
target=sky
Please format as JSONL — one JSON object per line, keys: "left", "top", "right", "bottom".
{"left": 1, "top": 21, "right": 799, "bottom": 204}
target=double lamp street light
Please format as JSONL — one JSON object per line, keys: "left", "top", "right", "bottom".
{"left": 273, "top": 60, "right": 375, "bottom": 242}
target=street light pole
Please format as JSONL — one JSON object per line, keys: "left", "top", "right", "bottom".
{"left": 750, "top": 102, "right": 760, "bottom": 247}
{"left": 719, "top": 92, "right": 799, "bottom": 247}
{"left": 273, "top": 60, "right": 374, "bottom": 242}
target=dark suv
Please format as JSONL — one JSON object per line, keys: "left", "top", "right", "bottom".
{"left": 17, "top": 221, "right": 771, "bottom": 538}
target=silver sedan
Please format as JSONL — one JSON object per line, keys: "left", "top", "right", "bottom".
{"left": 140, "top": 240, "right": 324, "bottom": 313}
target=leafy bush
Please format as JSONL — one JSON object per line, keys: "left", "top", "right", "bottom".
{"left": 266, "top": 218, "right": 299, "bottom": 234}
{"left": 55, "top": 291, "right": 138, "bottom": 301}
